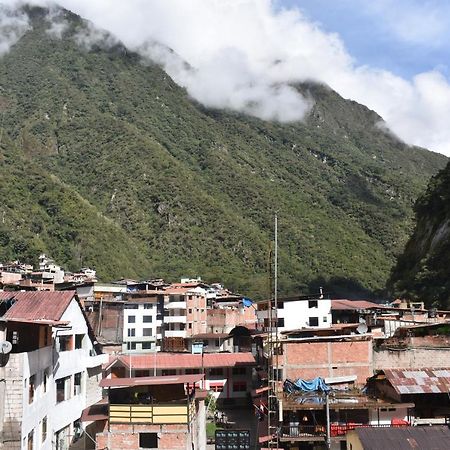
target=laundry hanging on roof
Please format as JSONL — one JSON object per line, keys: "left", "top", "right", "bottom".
{"left": 283, "top": 377, "right": 330, "bottom": 394}
{"left": 242, "top": 297, "right": 254, "bottom": 308}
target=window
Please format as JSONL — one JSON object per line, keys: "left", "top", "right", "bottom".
{"left": 278, "top": 318, "right": 285, "bottom": 327}
{"left": 128, "top": 315, "right": 136, "bottom": 323}
{"left": 188, "top": 308, "right": 193, "bottom": 314}
{"left": 309, "top": 317, "right": 319, "bottom": 327}
{"left": 127, "top": 342, "right": 136, "bottom": 351}
{"left": 278, "top": 301, "right": 284, "bottom": 309}
{"left": 308, "top": 300, "right": 318, "bottom": 308}
{"left": 215, "top": 339, "right": 220, "bottom": 347}
{"left": 162, "top": 369, "right": 176, "bottom": 376}
{"left": 139, "top": 433, "right": 158, "bottom": 448}
{"left": 127, "top": 328, "right": 136, "bottom": 337}
{"left": 74, "top": 373, "right": 82, "bottom": 396}
{"left": 124, "top": 304, "right": 138, "bottom": 309}
{"left": 27, "top": 430, "right": 33, "bottom": 450}
{"left": 135, "top": 370, "right": 150, "bottom": 377}
{"left": 58, "top": 335, "right": 72, "bottom": 352}
{"left": 75, "top": 334, "right": 84, "bottom": 349}
{"left": 43, "top": 369, "right": 49, "bottom": 394}
{"left": 56, "top": 376, "right": 71, "bottom": 403}
{"left": 144, "top": 304, "right": 153, "bottom": 309}
{"left": 233, "top": 381, "right": 247, "bottom": 392}
{"left": 211, "top": 385, "right": 224, "bottom": 392}
{"left": 185, "top": 368, "right": 201, "bottom": 374}
{"left": 142, "top": 342, "right": 152, "bottom": 350}
{"left": 156, "top": 326, "right": 161, "bottom": 335}
{"left": 232, "top": 367, "right": 246, "bottom": 376}
{"left": 143, "top": 316, "right": 152, "bottom": 323}
{"left": 41, "top": 417, "right": 47, "bottom": 443}
{"left": 323, "top": 316, "right": 328, "bottom": 323}
{"left": 209, "top": 368, "right": 223, "bottom": 376}
{"left": 188, "top": 323, "right": 192, "bottom": 329}
{"left": 143, "top": 328, "right": 152, "bottom": 337}
{"left": 28, "top": 375, "right": 36, "bottom": 404}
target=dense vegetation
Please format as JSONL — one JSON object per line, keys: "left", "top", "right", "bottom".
{"left": 389, "top": 161, "right": 450, "bottom": 308}
{"left": 0, "top": 6, "right": 447, "bottom": 299}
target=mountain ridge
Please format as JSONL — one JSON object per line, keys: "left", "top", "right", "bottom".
{"left": 0, "top": 6, "right": 447, "bottom": 298}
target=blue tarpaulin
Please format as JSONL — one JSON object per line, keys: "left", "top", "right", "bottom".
{"left": 242, "top": 297, "right": 253, "bottom": 307}
{"left": 283, "top": 377, "right": 330, "bottom": 394}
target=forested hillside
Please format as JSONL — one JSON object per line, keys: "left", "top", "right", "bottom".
{"left": 389, "top": 161, "right": 450, "bottom": 308}
{"left": 0, "top": 6, "right": 447, "bottom": 298}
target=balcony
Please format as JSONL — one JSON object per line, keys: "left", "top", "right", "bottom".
{"left": 280, "top": 423, "right": 409, "bottom": 441}
{"left": 164, "top": 315, "right": 187, "bottom": 323}
{"left": 109, "top": 400, "right": 195, "bottom": 424}
{"left": 166, "top": 301, "right": 186, "bottom": 309}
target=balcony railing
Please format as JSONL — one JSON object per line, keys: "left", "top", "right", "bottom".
{"left": 109, "top": 400, "right": 195, "bottom": 424}
{"left": 281, "top": 423, "right": 409, "bottom": 439}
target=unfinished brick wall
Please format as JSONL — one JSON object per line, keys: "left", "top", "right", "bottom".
{"left": 373, "top": 347, "right": 450, "bottom": 369}
{"left": 282, "top": 339, "right": 373, "bottom": 385}
{"left": 96, "top": 423, "right": 190, "bottom": 450}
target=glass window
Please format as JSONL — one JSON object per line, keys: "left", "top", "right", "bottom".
{"left": 58, "top": 335, "right": 72, "bottom": 352}
{"left": 323, "top": 316, "right": 328, "bottom": 322}
{"left": 209, "top": 368, "right": 223, "bottom": 376}
{"left": 43, "top": 369, "right": 48, "bottom": 394}
{"left": 124, "top": 304, "right": 138, "bottom": 309}
{"left": 27, "top": 430, "right": 33, "bottom": 450}
{"left": 144, "top": 304, "right": 153, "bottom": 309}
{"left": 139, "top": 433, "right": 158, "bottom": 448}
{"left": 56, "top": 376, "right": 71, "bottom": 403}
{"left": 74, "top": 373, "right": 82, "bottom": 396}
{"left": 143, "top": 316, "right": 152, "bottom": 323}
{"left": 75, "top": 334, "right": 84, "bottom": 349}
{"left": 308, "top": 300, "right": 318, "bottom": 309}
{"left": 233, "top": 381, "right": 247, "bottom": 392}
{"left": 309, "top": 317, "right": 319, "bottom": 327}
{"left": 232, "top": 367, "right": 246, "bottom": 376}
{"left": 142, "top": 342, "right": 152, "bottom": 350}
{"left": 29, "top": 375, "right": 36, "bottom": 404}
{"left": 127, "top": 342, "right": 136, "bottom": 351}
{"left": 143, "top": 328, "right": 152, "bottom": 337}
{"left": 127, "top": 328, "right": 136, "bottom": 337}
{"left": 128, "top": 315, "right": 136, "bottom": 323}
{"left": 41, "top": 417, "right": 47, "bottom": 443}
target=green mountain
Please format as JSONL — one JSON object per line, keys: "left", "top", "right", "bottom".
{"left": 388, "top": 161, "right": 450, "bottom": 308}
{"left": 0, "top": 6, "right": 447, "bottom": 298}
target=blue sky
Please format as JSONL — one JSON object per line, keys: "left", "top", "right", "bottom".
{"left": 278, "top": 0, "right": 450, "bottom": 79}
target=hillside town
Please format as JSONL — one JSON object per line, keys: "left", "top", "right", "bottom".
{"left": 1, "top": 255, "right": 450, "bottom": 450}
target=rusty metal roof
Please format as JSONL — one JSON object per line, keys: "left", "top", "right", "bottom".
{"left": 113, "top": 352, "right": 256, "bottom": 370}
{"left": 384, "top": 368, "right": 450, "bottom": 395}
{"left": 331, "top": 299, "right": 379, "bottom": 310}
{"left": 100, "top": 373, "right": 204, "bottom": 388}
{"left": 3, "top": 291, "right": 75, "bottom": 322}
{"left": 352, "top": 426, "right": 450, "bottom": 450}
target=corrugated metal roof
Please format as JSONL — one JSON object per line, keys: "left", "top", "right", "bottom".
{"left": 3, "top": 291, "right": 75, "bottom": 322}
{"left": 0, "top": 292, "right": 15, "bottom": 301}
{"left": 115, "top": 352, "right": 256, "bottom": 370}
{"left": 353, "top": 426, "right": 450, "bottom": 450}
{"left": 384, "top": 368, "right": 450, "bottom": 395}
{"left": 100, "top": 373, "right": 204, "bottom": 387}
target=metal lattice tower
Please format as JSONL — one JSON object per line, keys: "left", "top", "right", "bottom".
{"left": 266, "top": 215, "right": 280, "bottom": 449}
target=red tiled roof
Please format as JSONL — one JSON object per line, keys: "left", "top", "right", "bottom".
{"left": 331, "top": 299, "right": 379, "bottom": 310}
{"left": 384, "top": 368, "right": 450, "bottom": 395}
{"left": 100, "top": 373, "right": 204, "bottom": 388}
{"left": 3, "top": 291, "right": 75, "bottom": 322}
{"left": 116, "top": 352, "right": 256, "bottom": 370}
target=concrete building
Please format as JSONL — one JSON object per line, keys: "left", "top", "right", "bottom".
{"left": 257, "top": 296, "right": 332, "bottom": 332}
{"left": 122, "top": 292, "right": 164, "bottom": 353}
{"left": 0, "top": 291, "right": 106, "bottom": 450}
{"left": 104, "top": 352, "right": 256, "bottom": 404}
{"left": 90, "top": 374, "right": 207, "bottom": 450}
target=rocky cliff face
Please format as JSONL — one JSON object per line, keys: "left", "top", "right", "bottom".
{"left": 389, "top": 162, "right": 450, "bottom": 307}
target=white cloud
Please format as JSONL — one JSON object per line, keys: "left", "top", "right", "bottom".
{"left": 2, "top": 0, "right": 450, "bottom": 155}
{"left": 0, "top": 3, "right": 29, "bottom": 56}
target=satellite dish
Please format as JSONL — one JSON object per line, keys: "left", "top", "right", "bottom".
{"left": 356, "top": 323, "right": 368, "bottom": 335}
{"left": 0, "top": 341, "right": 12, "bottom": 354}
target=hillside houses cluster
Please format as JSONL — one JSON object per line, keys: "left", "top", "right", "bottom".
{"left": 1, "top": 256, "right": 450, "bottom": 449}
